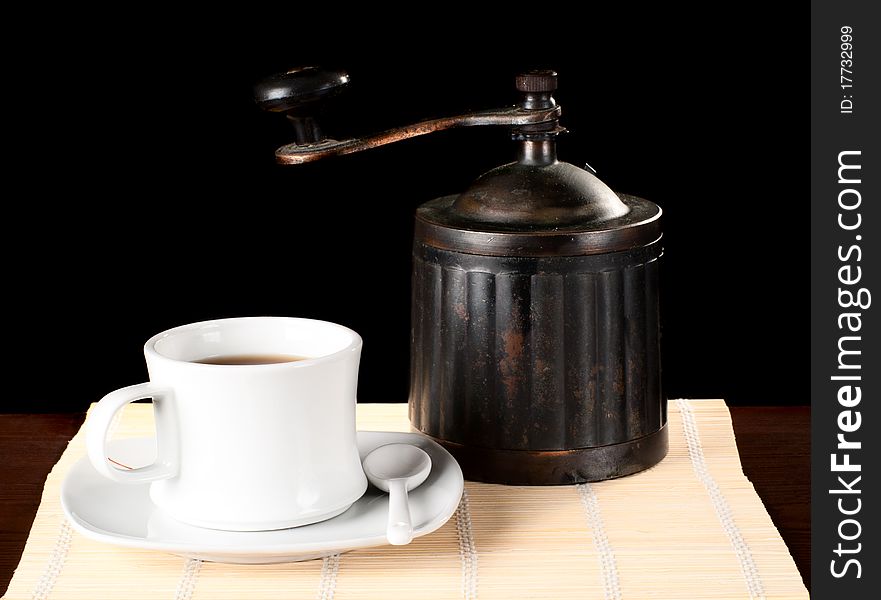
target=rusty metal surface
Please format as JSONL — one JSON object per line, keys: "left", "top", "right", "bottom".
{"left": 449, "top": 160, "right": 629, "bottom": 227}
{"left": 426, "top": 424, "right": 669, "bottom": 485}
{"left": 415, "top": 194, "right": 662, "bottom": 257}
{"left": 274, "top": 105, "right": 562, "bottom": 164}
{"left": 408, "top": 239, "right": 665, "bottom": 482}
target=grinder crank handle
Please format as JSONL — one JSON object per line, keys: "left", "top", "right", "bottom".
{"left": 254, "top": 67, "right": 562, "bottom": 164}
{"left": 254, "top": 66, "right": 351, "bottom": 145}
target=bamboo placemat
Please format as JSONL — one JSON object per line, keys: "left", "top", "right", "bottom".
{"left": 5, "top": 400, "right": 807, "bottom": 600}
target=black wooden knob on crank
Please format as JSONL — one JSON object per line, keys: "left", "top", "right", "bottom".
{"left": 254, "top": 66, "right": 350, "bottom": 144}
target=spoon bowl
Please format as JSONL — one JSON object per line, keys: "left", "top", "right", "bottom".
{"left": 362, "top": 443, "right": 432, "bottom": 545}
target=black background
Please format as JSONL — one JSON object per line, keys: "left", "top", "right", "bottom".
{"left": 6, "top": 8, "right": 804, "bottom": 412}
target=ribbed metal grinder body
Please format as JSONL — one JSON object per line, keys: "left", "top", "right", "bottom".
{"left": 408, "top": 192, "right": 668, "bottom": 485}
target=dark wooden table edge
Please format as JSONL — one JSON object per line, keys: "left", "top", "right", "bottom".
{"left": 729, "top": 405, "right": 810, "bottom": 591}
{"left": 0, "top": 405, "right": 810, "bottom": 596}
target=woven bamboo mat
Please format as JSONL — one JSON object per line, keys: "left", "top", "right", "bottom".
{"left": 5, "top": 400, "right": 807, "bottom": 599}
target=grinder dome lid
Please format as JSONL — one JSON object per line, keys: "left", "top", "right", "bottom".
{"left": 415, "top": 71, "right": 661, "bottom": 258}
{"left": 451, "top": 160, "right": 630, "bottom": 227}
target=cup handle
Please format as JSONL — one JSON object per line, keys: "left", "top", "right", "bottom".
{"left": 86, "top": 383, "right": 178, "bottom": 484}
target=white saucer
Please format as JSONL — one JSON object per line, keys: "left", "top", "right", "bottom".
{"left": 61, "top": 432, "right": 463, "bottom": 564}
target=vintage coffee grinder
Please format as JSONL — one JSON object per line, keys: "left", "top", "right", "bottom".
{"left": 256, "top": 67, "right": 666, "bottom": 484}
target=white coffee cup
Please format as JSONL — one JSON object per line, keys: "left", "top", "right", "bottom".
{"left": 86, "top": 317, "right": 368, "bottom": 531}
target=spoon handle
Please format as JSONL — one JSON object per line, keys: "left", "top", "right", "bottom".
{"left": 386, "top": 479, "right": 413, "bottom": 545}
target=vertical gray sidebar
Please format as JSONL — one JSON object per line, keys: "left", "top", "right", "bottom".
{"left": 811, "top": 1, "right": 879, "bottom": 597}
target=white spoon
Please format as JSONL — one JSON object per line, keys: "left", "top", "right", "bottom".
{"left": 362, "top": 443, "right": 432, "bottom": 545}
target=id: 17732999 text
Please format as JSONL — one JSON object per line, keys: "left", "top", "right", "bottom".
{"left": 840, "top": 26, "right": 854, "bottom": 114}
